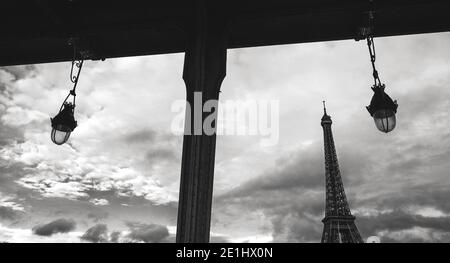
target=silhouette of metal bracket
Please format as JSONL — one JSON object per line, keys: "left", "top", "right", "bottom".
{"left": 67, "top": 37, "right": 104, "bottom": 61}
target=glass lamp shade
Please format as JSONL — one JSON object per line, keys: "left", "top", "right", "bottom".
{"left": 50, "top": 102, "right": 77, "bottom": 145}
{"left": 51, "top": 124, "right": 72, "bottom": 145}
{"left": 366, "top": 84, "right": 398, "bottom": 133}
{"left": 373, "top": 109, "right": 396, "bottom": 133}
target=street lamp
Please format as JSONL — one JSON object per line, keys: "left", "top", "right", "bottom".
{"left": 358, "top": 0, "right": 398, "bottom": 133}
{"left": 366, "top": 84, "right": 398, "bottom": 133}
{"left": 51, "top": 102, "right": 77, "bottom": 145}
{"left": 50, "top": 40, "right": 84, "bottom": 145}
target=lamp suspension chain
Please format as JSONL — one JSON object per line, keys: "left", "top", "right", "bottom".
{"left": 366, "top": 4, "right": 381, "bottom": 87}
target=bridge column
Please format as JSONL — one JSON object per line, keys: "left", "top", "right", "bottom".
{"left": 176, "top": 0, "right": 228, "bottom": 243}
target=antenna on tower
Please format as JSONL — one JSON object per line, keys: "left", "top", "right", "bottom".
{"left": 323, "top": 100, "right": 327, "bottom": 115}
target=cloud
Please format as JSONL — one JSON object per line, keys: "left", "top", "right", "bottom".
{"left": 89, "top": 222, "right": 173, "bottom": 243}
{"left": 125, "top": 222, "right": 169, "bottom": 243}
{"left": 0, "top": 130, "right": 180, "bottom": 205}
{"left": 89, "top": 198, "right": 109, "bottom": 206}
{"left": 377, "top": 227, "right": 450, "bottom": 243}
{"left": 0, "top": 193, "right": 25, "bottom": 221}
{"left": 0, "top": 206, "right": 20, "bottom": 221}
{"left": 32, "top": 218, "right": 76, "bottom": 236}
{"left": 0, "top": 66, "right": 37, "bottom": 80}
{"left": 110, "top": 231, "right": 121, "bottom": 243}
{"left": 0, "top": 223, "right": 82, "bottom": 243}
{"left": 217, "top": 146, "right": 324, "bottom": 200}
{"left": 145, "top": 148, "right": 177, "bottom": 164}
{"left": 209, "top": 235, "right": 231, "bottom": 243}
{"left": 87, "top": 211, "right": 109, "bottom": 222}
{"left": 0, "top": 123, "right": 24, "bottom": 146}
{"left": 0, "top": 193, "right": 24, "bottom": 212}
{"left": 357, "top": 209, "right": 450, "bottom": 239}
{"left": 123, "top": 129, "right": 157, "bottom": 144}
{"left": 17, "top": 172, "right": 90, "bottom": 200}
{"left": 80, "top": 224, "right": 109, "bottom": 243}
{"left": 1, "top": 106, "right": 48, "bottom": 126}
{"left": 81, "top": 222, "right": 172, "bottom": 243}
{"left": 4, "top": 141, "right": 178, "bottom": 204}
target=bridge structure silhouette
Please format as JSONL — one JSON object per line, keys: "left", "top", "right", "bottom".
{"left": 1, "top": 0, "right": 449, "bottom": 242}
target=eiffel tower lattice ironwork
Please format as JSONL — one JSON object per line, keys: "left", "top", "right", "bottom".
{"left": 320, "top": 102, "right": 363, "bottom": 243}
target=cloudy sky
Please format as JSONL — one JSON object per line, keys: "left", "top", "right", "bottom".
{"left": 0, "top": 32, "right": 449, "bottom": 243}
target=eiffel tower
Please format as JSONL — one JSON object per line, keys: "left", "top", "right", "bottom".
{"left": 320, "top": 102, "right": 363, "bottom": 243}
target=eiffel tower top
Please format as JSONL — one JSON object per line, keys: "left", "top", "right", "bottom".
{"left": 321, "top": 101, "right": 332, "bottom": 124}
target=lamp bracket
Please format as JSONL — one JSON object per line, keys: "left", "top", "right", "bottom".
{"left": 68, "top": 37, "right": 97, "bottom": 60}
{"left": 355, "top": 26, "right": 373, "bottom": 41}
{"left": 355, "top": 0, "right": 375, "bottom": 41}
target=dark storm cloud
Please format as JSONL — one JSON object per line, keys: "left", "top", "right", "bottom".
{"left": 123, "top": 128, "right": 179, "bottom": 147}
{"left": 380, "top": 236, "right": 434, "bottom": 243}
{"left": 0, "top": 206, "right": 21, "bottom": 221}
{"left": 217, "top": 146, "right": 323, "bottom": 201}
{"left": 0, "top": 162, "right": 29, "bottom": 191}
{"left": 125, "top": 222, "right": 169, "bottom": 243}
{"left": 351, "top": 186, "right": 450, "bottom": 241}
{"left": 210, "top": 235, "right": 231, "bottom": 243}
{"left": 32, "top": 218, "right": 76, "bottom": 236}
{"left": 80, "top": 224, "right": 109, "bottom": 243}
{"left": 413, "top": 187, "right": 450, "bottom": 215}
{"left": 358, "top": 209, "right": 450, "bottom": 235}
{"left": 214, "top": 145, "right": 329, "bottom": 242}
{"left": 0, "top": 124, "right": 24, "bottom": 146}
{"left": 87, "top": 211, "right": 109, "bottom": 223}
{"left": 396, "top": 84, "right": 450, "bottom": 129}
{"left": 122, "top": 128, "right": 179, "bottom": 165}
{"left": 354, "top": 185, "right": 450, "bottom": 215}
{"left": 267, "top": 143, "right": 450, "bottom": 242}
{"left": 110, "top": 231, "right": 121, "bottom": 243}
{"left": 217, "top": 137, "right": 373, "bottom": 203}
{"left": 145, "top": 148, "right": 177, "bottom": 163}
{"left": 123, "top": 129, "right": 157, "bottom": 144}
{"left": 270, "top": 213, "right": 322, "bottom": 243}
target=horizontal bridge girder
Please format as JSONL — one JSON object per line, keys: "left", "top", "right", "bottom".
{"left": 1, "top": 0, "right": 450, "bottom": 66}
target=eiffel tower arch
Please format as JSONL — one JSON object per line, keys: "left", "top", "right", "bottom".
{"left": 320, "top": 102, "right": 364, "bottom": 243}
